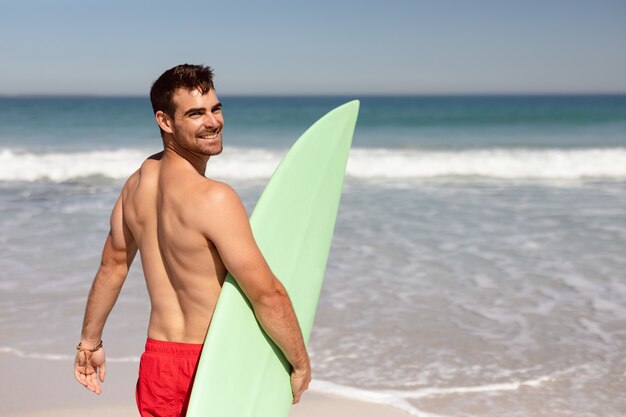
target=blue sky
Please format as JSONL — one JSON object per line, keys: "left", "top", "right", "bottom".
{"left": 1, "top": 0, "right": 625, "bottom": 95}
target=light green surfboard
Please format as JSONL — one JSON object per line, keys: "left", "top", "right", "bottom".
{"left": 186, "top": 100, "right": 359, "bottom": 417}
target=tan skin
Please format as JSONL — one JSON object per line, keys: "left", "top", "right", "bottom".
{"left": 74, "top": 88, "right": 311, "bottom": 403}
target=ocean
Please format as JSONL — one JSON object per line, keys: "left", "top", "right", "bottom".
{"left": 1, "top": 95, "right": 625, "bottom": 417}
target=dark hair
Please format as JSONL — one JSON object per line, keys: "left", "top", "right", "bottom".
{"left": 150, "top": 64, "right": 215, "bottom": 116}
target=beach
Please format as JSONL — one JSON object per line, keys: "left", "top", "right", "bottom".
{"left": 0, "top": 355, "right": 411, "bottom": 417}
{"left": 1, "top": 95, "right": 626, "bottom": 416}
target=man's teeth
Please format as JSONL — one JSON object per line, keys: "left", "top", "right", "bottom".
{"left": 199, "top": 133, "right": 218, "bottom": 139}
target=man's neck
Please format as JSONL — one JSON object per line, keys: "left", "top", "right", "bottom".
{"left": 162, "top": 141, "right": 209, "bottom": 175}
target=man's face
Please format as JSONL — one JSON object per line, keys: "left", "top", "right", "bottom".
{"left": 167, "top": 88, "right": 224, "bottom": 156}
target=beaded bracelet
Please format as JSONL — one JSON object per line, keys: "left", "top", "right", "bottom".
{"left": 76, "top": 340, "right": 103, "bottom": 353}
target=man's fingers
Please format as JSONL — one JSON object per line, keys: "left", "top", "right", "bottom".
{"left": 77, "top": 363, "right": 100, "bottom": 394}
{"left": 74, "top": 351, "right": 105, "bottom": 394}
{"left": 75, "top": 365, "right": 89, "bottom": 386}
{"left": 91, "top": 373, "right": 101, "bottom": 394}
{"left": 292, "top": 382, "right": 304, "bottom": 404}
{"left": 291, "top": 381, "right": 309, "bottom": 404}
{"left": 290, "top": 371, "right": 311, "bottom": 404}
{"left": 74, "top": 367, "right": 86, "bottom": 386}
{"left": 99, "top": 363, "right": 106, "bottom": 383}
{"left": 85, "top": 372, "right": 95, "bottom": 391}
{"left": 292, "top": 391, "right": 302, "bottom": 404}
{"left": 87, "top": 372, "right": 101, "bottom": 394}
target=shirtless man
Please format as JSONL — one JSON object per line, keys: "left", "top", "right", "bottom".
{"left": 74, "top": 64, "right": 311, "bottom": 416}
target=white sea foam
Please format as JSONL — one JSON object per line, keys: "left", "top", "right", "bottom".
{"left": 310, "top": 380, "right": 445, "bottom": 417}
{"left": 2, "top": 147, "right": 626, "bottom": 182}
{"left": 0, "top": 148, "right": 148, "bottom": 182}
{"left": 347, "top": 147, "right": 626, "bottom": 179}
{"left": 0, "top": 346, "right": 139, "bottom": 362}
{"left": 381, "top": 375, "right": 553, "bottom": 399}
{"left": 310, "top": 375, "right": 554, "bottom": 417}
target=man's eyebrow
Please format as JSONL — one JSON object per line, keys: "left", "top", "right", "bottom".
{"left": 212, "top": 102, "right": 222, "bottom": 111}
{"left": 182, "top": 107, "right": 206, "bottom": 116}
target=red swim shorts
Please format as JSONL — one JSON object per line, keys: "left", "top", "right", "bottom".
{"left": 136, "top": 338, "right": 203, "bottom": 417}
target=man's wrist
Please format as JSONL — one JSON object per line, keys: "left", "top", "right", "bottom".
{"left": 292, "top": 353, "right": 310, "bottom": 372}
{"left": 78, "top": 338, "right": 103, "bottom": 350}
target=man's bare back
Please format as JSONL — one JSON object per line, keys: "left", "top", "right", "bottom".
{"left": 122, "top": 152, "right": 229, "bottom": 343}
{"left": 74, "top": 65, "right": 310, "bottom": 410}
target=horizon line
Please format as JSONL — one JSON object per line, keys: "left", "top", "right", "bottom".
{"left": 2, "top": 91, "right": 626, "bottom": 99}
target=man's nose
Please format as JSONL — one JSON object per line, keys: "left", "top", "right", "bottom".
{"left": 203, "top": 113, "right": 219, "bottom": 128}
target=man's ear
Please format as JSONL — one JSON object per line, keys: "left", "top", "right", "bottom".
{"left": 155, "top": 111, "right": 174, "bottom": 134}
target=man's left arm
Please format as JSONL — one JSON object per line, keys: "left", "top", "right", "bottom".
{"left": 74, "top": 191, "right": 138, "bottom": 394}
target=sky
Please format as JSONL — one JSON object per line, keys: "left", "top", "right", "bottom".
{"left": 1, "top": 0, "right": 625, "bottom": 95}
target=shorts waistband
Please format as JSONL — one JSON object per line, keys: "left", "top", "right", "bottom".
{"left": 144, "top": 338, "right": 203, "bottom": 356}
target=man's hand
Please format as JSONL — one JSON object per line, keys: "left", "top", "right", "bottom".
{"left": 290, "top": 363, "right": 311, "bottom": 404}
{"left": 74, "top": 344, "right": 106, "bottom": 394}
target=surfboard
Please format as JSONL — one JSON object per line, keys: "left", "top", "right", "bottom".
{"left": 186, "top": 100, "right": 359, "bottom": 417}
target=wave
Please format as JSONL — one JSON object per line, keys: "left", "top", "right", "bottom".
{"left": 348, "top": 147, "right": 626, "bottom": 180}
{"left": 2, "top": 147, "right": 626, "bottom": 182}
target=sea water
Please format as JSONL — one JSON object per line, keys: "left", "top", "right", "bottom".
{"left": 1, "top": 95, "right": 625, "bottom": 417}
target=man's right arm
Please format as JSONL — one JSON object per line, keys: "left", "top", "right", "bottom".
{"left": 75, "top": 188, "right": 138, "bottom": 394}
{"left": 198, "top": 183, "right": 311, "bottom": 404}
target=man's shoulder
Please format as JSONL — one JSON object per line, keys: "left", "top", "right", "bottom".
{"left": 195, "top": 178, "right": 241, "bottom": 208}
{"left": 187, "top": 179, "right": 247, "bottom": 237}
{"left": 138, "top": 152, "right": 163, "bottom": 178}
{"left": 121, "top": 152, "right": 163, "bottom": 196}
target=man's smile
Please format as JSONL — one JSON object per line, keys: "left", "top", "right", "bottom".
{"left": 197, "top": 130, "right": 221, "bottom": 140}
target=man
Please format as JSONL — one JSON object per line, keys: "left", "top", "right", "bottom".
{"left": 74, "top": 64, "right": 311, "bottom": 416}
